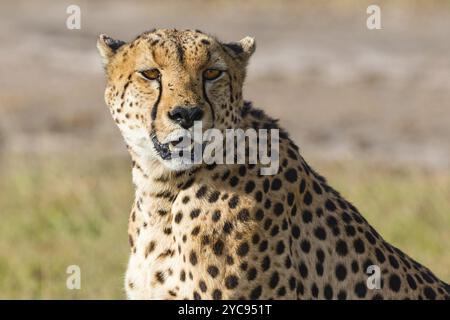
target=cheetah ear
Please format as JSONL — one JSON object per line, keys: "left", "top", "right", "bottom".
{"left": 97, "top": 34, "right": 126, "bottom": 66}
{"left": 222, "top": 36, "right": 256, "bottom": 64}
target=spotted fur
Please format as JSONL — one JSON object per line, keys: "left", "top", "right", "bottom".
{"left": 97, "top": 29, "right": 450, "bottom": 300}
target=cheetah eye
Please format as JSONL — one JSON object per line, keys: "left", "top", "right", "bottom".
{"left": 139, "top": 68, "right": 160, "bottom": 81}
{"left": 203, "top": 69, "right": 223, "bottom": 81}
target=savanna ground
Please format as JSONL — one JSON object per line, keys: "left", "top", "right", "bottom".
{"left": 0, "top": 0, "right": 449, "bottom": 298}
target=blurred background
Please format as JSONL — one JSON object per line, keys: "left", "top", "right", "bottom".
{"left": 0, "top": 0, "right": 449, "bottom": 299}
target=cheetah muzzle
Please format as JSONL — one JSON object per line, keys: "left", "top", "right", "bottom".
{"left": 97, "top": 29, "right": 450, "bottom": 300}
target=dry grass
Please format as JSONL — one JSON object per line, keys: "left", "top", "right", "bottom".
{"left": 0, "top": 154, "right": 449, "bottom": 299}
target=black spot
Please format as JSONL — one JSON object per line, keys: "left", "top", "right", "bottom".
{"left": 229, "top": 176, "right": 239, "bottom": 187}
{"left": 181, "top": 177, "right": 195, "bottom": 189}
{"left": 191, "top": 226, "right": 200, "bottom": 236}
{"left": 302, "top": 210, "right": 313, "bottom": 223}
{"left": 406, "top": 274, "right": 417, "bottom": 290}
{"left": 212, "top": 210, "right": 221, "bottom": 222}
{"left": 291, "top": 225, "right": 301, "bottom": 239}
{"left": 212, "top": 289, "right": 222, "bottom": 300}
{"left": 388, "top": 255, "right": 400, "bottom": 269}
{"left": 174, "top": 212, "right": 183, "bottom": 223}
{"left": 291, "top": 205, "right": 297, "bottom": 216}
{"left": 261, "top": 256, "right": 271, "bottom": 271}
{"left": 208, "top": 191, "right": 220, "bottom": 203}
{"left": 424, "top": 286, "right": 436, "bottom": 300}
{"left": 316, "top": 263, "right": 324, "bottom": 276}
{"left": 345, "top": 225, "right": 356, "bottom": 237}
{"left": 189, "top": 251, "right": 198, "bottom": 266}
{"left": 259, "top": 240, "right": 268, "bottom": 252}
{"left": 238, "top": 165, "right": 246, "bottom": 176}
{"left": 270, "top": 225, "right": 280, "bottom": 236}
{"left": 311, "top": 283, "right": 319, "bottom": 298}
{"left": 335, "top": 264, "right": 347, "bottom": 281}
{"left": 225, "top": 275, "right": 239, "bottom": 289}
{"left": 324, "top": 284, "right": 333, "bottom": 300}
{"left": 285, "top": 256, "right": 292, "bottom": 268}
{"left": 252, "top": 233, "right": 260, "bottom": 244}
{"left": 271, "top": 178, "right": 282, "bottom": 190}
{"left": 190, "top": 209, "right": 201, "bottom": 219}
{"left": 199, "top": 280, "right": 207, "bottom": 293}
{"left": 228, "top": 195, "right": 239, "bottom": 209}
{"left": 223, "top": 221, "right": 233, "bottom": 234}
{"left": 342, "top": 211, "right": 353, "bottom": 223}
{"left": 314, "top": 227, "right": 327, "bottom": 240}
{"left": 284, "top": 169, "right": 298, "bottom": 183}
{"left": 389, "top": 274, "right": 401, "bottom": 292}
{"left": 287, "top": 148, "right": 298, "bottom": 160}
{"left": 303, "top": 191, "right": 313, "bottom": 205}
{"left": 182, "top": 196, "right": 190, "bottom": 204}
{"left": 353, "top": 238, "right": 365, "bottom": 254}
{"left": 237, "top": 242, "right": 249, "bottom": 256}
{"left": 289, "top": 277, "right": 296, "bottom": 291}
{"left": 337, "top": 290, "right": 347, "bottom": 300}
{"left": 300, "top": 240, "right": 311, "bottom": 253}
{"left": 351, "top": 261, "right": 359, "bottom": 273}
{"left": 325, "top": 199, "right": 336, "bottom": 212}
{"left": 336, "top": 240, "right": 348, "bottom": 256}
{"left": 221, "top": 170, "right": 231, "bottom": 181}
{"left": 250, "top": 286, "right": 262, "bottom": 299}
{"left": 213, "top": 240, "right": 224, "bottom": 255}
{"left": 326, "top": 216, "right": 338, "bottom": 228}
{"left": 157, "top": 209, "right": 168, "bottom": 216}
{"left": 375, "top": 248, "right": 386, "bottom": 263}
{"left": 316, "top": 249, "right": 325, "bottom": 263}
{"left": 255, "top": 209, "right": 264, "bottom": 221}
{"left": 299, "top": 179, "right": 306, "bottom": 194}
{"left": 421, "top": 271, "right": 435, "bottom": 284}
{"left": 365, "top": 231, "right": 376, "bottom": 245}
{"left": 247, "top": 268, "right": 257, "bottom": 281}
{"left": 276, "top": 241, "right": 285, "bottom": 255}
{"left": 299, "top": 262, "right": 308, "bottom": 278}
{"left": 277, "top": 286, "right": 287, "bottom": 297}
{"left": 155, "top": 271, "right": 165, "bottom": 284}
{"left": 196, "top": 185, "right": 207, "bottom": 198}
{"left": 354, "top": 282, "right": 367, "bottom": 298}
{"left": 237, "top": 209, "right": 250, "bottom": 222}
{"left": 287, "top": 192, "right": 295, "bottom": 206}
{"left": 269, "top": 272, "right": 280, "bottom": 288}
{"left": 312, "top": 180, "right": 322, "bottom": 194}
{"left": 263, "top": 179, "right": 270, "bottom": 192}
{"left": 245, "top": 181, "right": 256, "bottom": 193}
{"left": 273, "top": 203, "right": 284, "bottom": 216}
{"left": 315, "top": 208, "right": 324, "bottom": 217}
{"left": 207, "top": 265, "right": 219, "bottom": 278}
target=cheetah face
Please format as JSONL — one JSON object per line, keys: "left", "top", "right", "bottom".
{"left": 97, "top": 29, "right": 255, "bottom": 171}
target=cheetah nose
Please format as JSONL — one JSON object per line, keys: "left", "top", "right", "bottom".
{"left": 168, "top": 106, "right": 204, "bottom": 129}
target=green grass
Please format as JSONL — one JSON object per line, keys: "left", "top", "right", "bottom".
{"left": 0, "top": 155, "right": 133, "bottom": 299}
{"left": 0, "top": 155, "right": 449, "bottom": 299}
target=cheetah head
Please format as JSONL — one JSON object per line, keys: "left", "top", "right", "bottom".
{"left": 97, "top": 29, "right": 255, "bottom": 171}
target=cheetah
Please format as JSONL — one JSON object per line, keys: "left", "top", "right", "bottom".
{"left": 97, "top": 29, "right": 450, "bottom": 300}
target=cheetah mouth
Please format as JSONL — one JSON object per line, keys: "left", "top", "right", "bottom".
{"left": 151, "top": 134, "right": 172, "bottom": 160}
{"left": 151, "top": 132, "right": 206, "bottom": 162}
